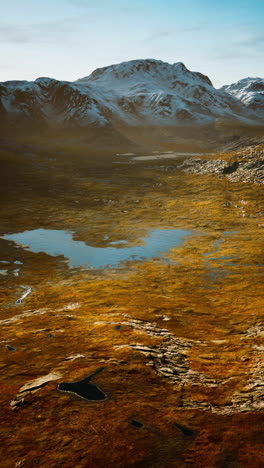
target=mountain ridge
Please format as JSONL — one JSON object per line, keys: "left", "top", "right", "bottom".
{"left": 0, "top": 59, "right": 263, "bottom": 136}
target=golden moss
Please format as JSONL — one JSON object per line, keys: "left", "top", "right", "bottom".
{"left": 0, "top": 147, "right": 263, "bottom": 467}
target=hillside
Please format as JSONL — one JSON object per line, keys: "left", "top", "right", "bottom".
{"left": 0, "top": 59, "right": 262, "bottom": 130}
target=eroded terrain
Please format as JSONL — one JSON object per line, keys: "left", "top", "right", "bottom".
{"left": 0, "top": 141, "right": 263, "bottom": 467}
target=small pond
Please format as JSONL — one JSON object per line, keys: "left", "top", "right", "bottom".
{"left": 3, "top": 228, "right": 191, "bottom": 269}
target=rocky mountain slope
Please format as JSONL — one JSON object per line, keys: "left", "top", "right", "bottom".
{"left": 0, "top": 59, "right": 262, "bottom": 132}
{"left": 221, "top": 77, "right": 264, "bottom": 118}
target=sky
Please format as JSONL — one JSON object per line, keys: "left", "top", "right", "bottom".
{"left": 0, "top": 0, "right": 263, "bottom": 87}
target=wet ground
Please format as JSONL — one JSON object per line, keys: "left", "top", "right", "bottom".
{"left": 0, "top": 143, "right": 263, "bottom": 467}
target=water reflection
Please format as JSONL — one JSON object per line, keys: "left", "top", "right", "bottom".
{"left": 3, "top": 228, "right": 191, "bottom": 268}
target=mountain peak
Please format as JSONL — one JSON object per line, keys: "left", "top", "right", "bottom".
{"left": 221, "top": 77, "right": 264, "bottom": 115}
{"left": 77, "top": 59, "right": 170, "bottom": 83}
{"left": 76, "top": 58, "right": 213, "bottom": 89}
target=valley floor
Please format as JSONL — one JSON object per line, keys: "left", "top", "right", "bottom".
{"left": 0, "top": 139, "right": 263, "bottom": 467}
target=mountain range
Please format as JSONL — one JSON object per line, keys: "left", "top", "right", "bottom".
{"left": 0, "top": 59, "right": 263, "bottom": 139}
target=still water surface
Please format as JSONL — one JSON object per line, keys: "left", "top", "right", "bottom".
{"left": 3, "top": 228, "right": 191, "bottom": 268}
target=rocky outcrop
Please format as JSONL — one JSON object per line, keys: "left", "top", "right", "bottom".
{"left": 161, "top": 144, "right": 264, "bottom": 185}
{"left": 113, "top": 316, "right": 264, "bottom": 415}
{"left": 10, "top": 371, "right": 62, "bottom": 410}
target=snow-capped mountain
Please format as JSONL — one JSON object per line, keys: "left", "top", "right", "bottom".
{"left": 221, "top": 77, "right": 264, "bottom": 118}
{"left": 0, "top": 59, "right": 262, "bottom": 131}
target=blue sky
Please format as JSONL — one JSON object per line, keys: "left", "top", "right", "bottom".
{"left": 1, "top": 0, "right": 263, "bottom": 86}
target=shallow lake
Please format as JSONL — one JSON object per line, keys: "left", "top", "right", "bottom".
{"left": 3, "top": 228, "right": 191, "bottom": 268}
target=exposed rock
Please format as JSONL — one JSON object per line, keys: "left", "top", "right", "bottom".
{"left": 62, "top": 302, "right": 80, "bottom": 311}
{"left": 19, "top": 372, "right": 62, "bottom": 393}
{"left": 64, "top": 354, "right": 87, "bottom": 361}
{"left": 0, "top": 308, "right": 50, "bottom": 325}
{"left": 10, "top": 371, "right": 62, "bottom": 410}
{"left": 113, "top": 318, "right": 217, "bottom": 388}
{"left": 174, "top": 144, "right": 264, "bottom": 185}
{"left": 113, "top": 316, "right": 264, "bottom": 415}
{"left": 242, "top": 323, "right": 264, "bottom": 338}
